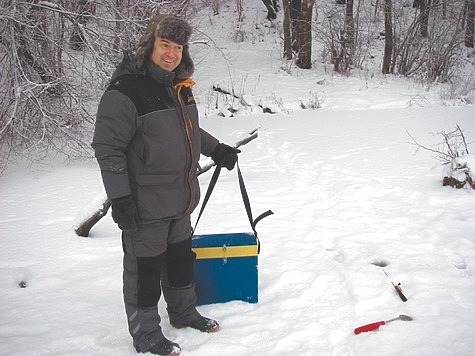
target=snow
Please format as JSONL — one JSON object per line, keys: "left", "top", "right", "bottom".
{"left": 1, "top": 2, "right": 475, "bottom": 356}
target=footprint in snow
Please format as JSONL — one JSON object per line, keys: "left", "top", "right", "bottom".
{"left": 443, "top": 248, "right": 467, "bottom": 270}
{"left": 326, "top": 248, "right": 345, "bottom": 263}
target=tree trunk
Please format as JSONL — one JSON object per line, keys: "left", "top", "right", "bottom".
{"left": 374, "top": 0, "right": 380, "bottom": 19}
{"left": 70, "top": 0, "right": 95, "bottom": 50}
{"left": 334, "top": 0, "right": 355, "bottom": 73}
{"left": 114, "top": 0, "right": 122, "bottom": 51}
{"left": 283, "top": 0, "right": 293, "bottom": 59}
{"left": 296, "top": 0, "right": 316, "bottom": 69}
{"left": 262, "top": 0, "right": 277, "bottom": 20}
{"left": 466, "top": 0, "right": 475, "bottom": 47}
{"left": 420, "top": 0, "right": 431, "bottom": 38}
{"left": 291, "top": 0, "right": 302, "bottom": 53}
{"left": 237, "top": 0, "right": 244, "bottom": 23}
{"left": 382, "top": 0, "right": 394, "bottom": 73}
{"left": 283, "top": 0, "right": 302, "bottom": 59}
{"left": 345, "top": 0, "right": 355, "bottom": 53}
{"left": 18, "top": 1, "right": 63, "bottom": 94}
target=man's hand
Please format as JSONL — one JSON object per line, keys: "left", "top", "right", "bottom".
{"left": 211, "top": 143, "right": 241, "bottom": 170}
{"left": 111, "top": 195, "right": 139, "bottom": 231}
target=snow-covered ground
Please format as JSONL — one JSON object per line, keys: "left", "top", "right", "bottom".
{"left": 1, "top": 2, "right": 475, "bottom": 356}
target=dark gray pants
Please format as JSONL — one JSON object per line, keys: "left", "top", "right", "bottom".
{"left": 121, "top": 216, "right": 200, "bottom": 352}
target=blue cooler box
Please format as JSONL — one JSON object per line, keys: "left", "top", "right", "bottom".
{"left": 192, "top": 232, "right": 258, "bottom": 306}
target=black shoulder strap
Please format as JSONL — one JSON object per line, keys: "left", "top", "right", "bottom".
{"left": 193, "top": 160, "right": 273, "bottom": 243}
{"left": 193, "top": 164, "right": 222, "bottom": 232}
{"left": 236, "top": 161, "right": 274, "bottom": 237}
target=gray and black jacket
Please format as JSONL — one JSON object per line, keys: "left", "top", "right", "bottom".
{"left": 92, "top": 54, "right": 218, "bottom": 222}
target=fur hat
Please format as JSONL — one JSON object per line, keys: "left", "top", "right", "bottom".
{"left": 135, "top": 15, "right": 194, "bottom": 80}
{"left": 154, "top": 15, "right": 192, "bottom": 46}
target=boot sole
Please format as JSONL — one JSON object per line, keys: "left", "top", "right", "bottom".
{"left": 137, "top": 347, "right": 180, "bottom": 356}
{"left": 171, "top": 323, "right": 220, "bottom": 333}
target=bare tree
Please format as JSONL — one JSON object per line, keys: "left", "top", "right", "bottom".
{"left": 0, "top": 1, "right": 88, "bottom": 168}
{"left": 466, "top": 0, "right": 475, "bottom": 47}
{"left": 332, "top": 0, "right": 355, "bottom": 73}
{"left": 282, "top": 0, "right": 301, "bottom": 59}
{"left": 69, "top": 0, "right": 96, "bottom": 50}
{"left": 419, "top": 0, "right": 431, "bottom": 38}
{"left": 345, "top": 0, "right": 355, "bottom": 47}
{"left": 262, "top": 0, "right": 279, "bottom": 20}
{"left": 390, "top": 0, "right": 468, "bottom": 81}
{"left": 296, "top": 0, "right": 316, "bottom": 69}
{"left": 382, "top": 0, "right": 394, "bottom": 74}
{"left": 236, "top": 0, "right": 244, "bottom": 23}
{"left": 0, "top": 0, "right": 194, "bottom": 170}
{"left": 283, "top": 0, "right": 292, "bottom": 59}
{"left": 315, "top": 0, "right": 361, "bottom": 74}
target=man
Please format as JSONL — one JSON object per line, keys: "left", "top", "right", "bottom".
{"left": 92, "top": 15, "right": 239, "bottom": 355}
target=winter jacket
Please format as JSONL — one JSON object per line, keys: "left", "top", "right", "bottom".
{"left": 92, "top": 55, "right": 219, "bottom": 222}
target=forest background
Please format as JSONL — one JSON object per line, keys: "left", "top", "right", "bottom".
{"left": 1, "top": 0, "right": 475, "bottom": 171}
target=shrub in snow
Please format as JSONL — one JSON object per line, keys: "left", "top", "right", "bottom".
{"left": 410, "top": 125, "right": 474, "bottom": 190}
{"left": 443, "top": 154, "right": 475, "bottom": 190}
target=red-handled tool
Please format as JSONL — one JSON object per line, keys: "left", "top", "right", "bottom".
{"left": 354, "top": 314, "right": 413, "bottom": 334}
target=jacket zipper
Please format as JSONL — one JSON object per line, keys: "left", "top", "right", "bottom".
{"left": 174, "top": 81, "right": 195, "bottom": 215}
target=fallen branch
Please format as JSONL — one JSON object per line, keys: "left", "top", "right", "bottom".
{"left": 74, "top": 191, "right": 111, "bottom": 237}
{"left": 212, "top": 85, "right": 276, "bottom": 114}
{"left": 198, "top": 127, "right": 259, "bottom": 175}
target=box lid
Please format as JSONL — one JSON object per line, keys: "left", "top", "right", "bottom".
{"left": 192, "top": 232, "right": 256, "bottom": 247}
{"left": 192, "top": 232, "right": 258, "bottom": 259}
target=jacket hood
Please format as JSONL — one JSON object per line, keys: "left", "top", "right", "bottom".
{"left": 109, "top": 51, "right": 144, "bottom": 83}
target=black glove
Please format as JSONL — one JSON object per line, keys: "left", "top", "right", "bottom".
{"left": 111, "top": 195, "right": 139, "bottom": 231}
{"left": 211, "top": 143, "right": 241, "bottom": 170}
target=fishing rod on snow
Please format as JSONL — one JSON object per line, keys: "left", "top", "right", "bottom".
{"left": 371, "top": 260, "right": 408, "bottom": 302}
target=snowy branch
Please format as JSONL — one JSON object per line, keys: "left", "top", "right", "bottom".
{"left": 408, "top": 126, "right": 474, "bottom": 190}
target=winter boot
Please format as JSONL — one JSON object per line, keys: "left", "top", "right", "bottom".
{"left": 135, "top": 338, "right": 181, "bottom": 355}
{"left": 172, "top": 315, "right": 220, "bottom": 333}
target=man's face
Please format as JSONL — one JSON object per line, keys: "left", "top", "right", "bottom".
{"left": 149, "top": 37, "right": 183, "bottom": 72}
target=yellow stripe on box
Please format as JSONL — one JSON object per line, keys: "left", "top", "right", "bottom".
{"left": 193, "top": 245, "right": 257, "bottom": 259}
